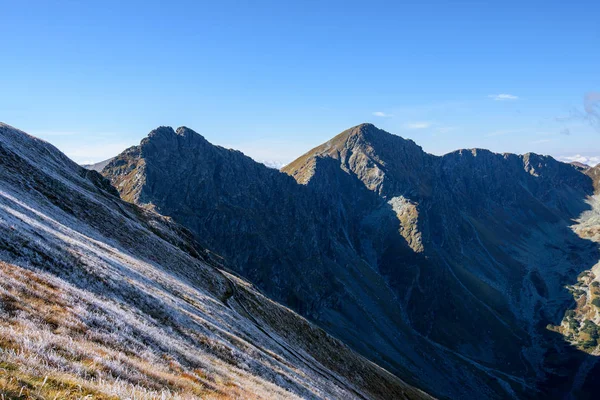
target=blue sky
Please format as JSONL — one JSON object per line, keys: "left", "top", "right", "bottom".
{"left": 1, "top": 0, "right": 599, "bottom": 166}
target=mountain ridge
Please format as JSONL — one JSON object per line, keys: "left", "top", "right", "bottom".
{"left": 0, "top": 122, "right": 431, "bottom": 400}
{"left": 102, "top": 122, "right": 600, "bottom": 399}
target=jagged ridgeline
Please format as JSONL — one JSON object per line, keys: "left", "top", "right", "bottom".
{"left": 0, "top": 122, "right": 431, "bottom": 400}
{"left": 103, "top": 123, "right": 600, "bottom": 399}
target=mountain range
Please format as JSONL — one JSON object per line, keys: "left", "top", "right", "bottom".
{"left": 0, "top": 123, "right": 429, "bottom": 399}
{"left": 1, "top": 121, "right": 600, "bottom": 399}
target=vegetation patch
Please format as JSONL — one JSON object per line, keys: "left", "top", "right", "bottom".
{"left": 554, "top": 268, "right": 600, "bottom": 353}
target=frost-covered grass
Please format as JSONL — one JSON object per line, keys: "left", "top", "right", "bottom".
{"left": 0, "top": 123, "right": 429, "bottom": 399}
{"left": 0, "top": 261, "right": 300, "bottom": 399}
{"left": 0, "top": 186, "right": 314, "bottom": 399}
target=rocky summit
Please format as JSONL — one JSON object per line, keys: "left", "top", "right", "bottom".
{"left": 102, "top": 123, "right": 600, "bottom": 399}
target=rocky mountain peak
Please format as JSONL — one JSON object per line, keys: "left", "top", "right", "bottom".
{"left": 175, "top": 125, "right": 197, "bottom": 136}
{"left": 323, "top": 122, "right": 422, "bottom": 154}
{"left": 336, "top": 122, "right": 377, "bottom": 144}
{"left": 283, "top": 123, "right": 427, "bottom": 192}
{"left": 146, "top": 125, "right": 176, "bottom": 140}
{"left": 137, "top": 125, "right": 214, "bottom": 165}
{"left": 143, "top": 125, "right": 208, "bottom": 147}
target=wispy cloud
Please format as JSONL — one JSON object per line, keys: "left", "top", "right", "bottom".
{"left": 488, "top": 94, "right": 519, "bottom": 101}
{"left": 560, "top": 128, "right": 571, "bottom": 136}
{"left": 557, "top": 154, "right": 600, "bottom": 167}
{"left": 553, "top": 92, "right": 600, "bottom": 133}
{"left": 404, "top": 122, "right": 431, "bottom": 129}
{"left": 372, "top": 111, "right": 393, "bottom": 117}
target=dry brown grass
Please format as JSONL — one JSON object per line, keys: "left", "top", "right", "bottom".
{"left": 0, "top": 362, "right": 118, "bottom": 400}
{"left": 0, "top": 261, "right": 300, "bottom": 399}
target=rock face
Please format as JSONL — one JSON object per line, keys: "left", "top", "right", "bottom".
{"left": 104, "top": 127, "right": 360, "bottom": 313}
{"left": 587, "top": 164, "right": 600, "bottom": 194}
{"left": 0, "top": 122, "right": 430, "bottom": 400}
{"left": 103, "top": 123, "right": 600, "bottom": 399}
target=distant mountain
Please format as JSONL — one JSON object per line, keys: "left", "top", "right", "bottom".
{"left": 81, "top": 157, "right": 114, "bottom": 172}
{"left": 570, "top": 161, "right": 591, "bottom": 171}
{"left": 0, "top": 122, "right": 430, "bottom": 400}
{"left": 260, "top": 159, "right": 288, "bottom": 169}
{"left": 103, "top": 123, "right": 600, "bottom": 399}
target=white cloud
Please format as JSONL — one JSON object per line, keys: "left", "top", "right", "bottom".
{"left": 404, "top": 122, "right": 431, "bottom": 129}
{"left": 373, "top": 111, "right": 393, "bottom": 117}
{"left": 488, "top": 94, "right": 519, "bottom": 101}
{"left": 557, "top": 154, "right": 600, "bottom": 167}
